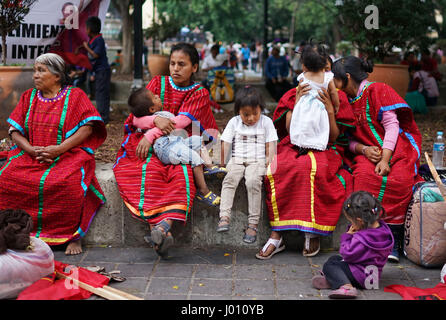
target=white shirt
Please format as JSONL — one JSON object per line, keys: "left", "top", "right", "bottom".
{"left": 221, "top": 115, "right": 278, "bottom": 162}
{"left": 202, "top": 54, "right": 222, "bottom": 70}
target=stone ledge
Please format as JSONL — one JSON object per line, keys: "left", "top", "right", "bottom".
{"left": 85, "top": 162, "right": 348, "bottom": 250}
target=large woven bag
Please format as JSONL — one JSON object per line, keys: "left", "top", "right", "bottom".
{"left": 404, "top": 180, "right": 446, "bottom": 267}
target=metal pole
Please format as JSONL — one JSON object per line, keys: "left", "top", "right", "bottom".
{"left": 262, "top": 0, "right": 268, "bottom": 77}
{"left": 132, "top": 0, "right": 143, "bottom": 90}
{"left": 152, "top": 0, "right": 156, "bottom": 54}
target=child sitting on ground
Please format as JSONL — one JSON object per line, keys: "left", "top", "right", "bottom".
{"left": 311, "top": 191, "right": 394, "bottom": 299}
{"left": 216, "top": 86, "right": 278, "bottom": 244}
{"left": 290, "top": 42, "right": 340, "bottom": 153}
{"left": 128, "top": 87, "right": 226, "bottom": 207}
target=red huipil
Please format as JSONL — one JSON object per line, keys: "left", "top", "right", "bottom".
{"left": 0, "top": 87, "right": 107, "bottom": 245}
{"left": 113, "top": 76, "right": 218, "bottom": 224}
{"left": 264, "top": 88, "right": 355, "bottom": 235}
{"left": 346, "top": 82, "right": 423, "bottom": 225}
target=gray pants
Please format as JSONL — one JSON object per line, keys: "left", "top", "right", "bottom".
{"left": 219, "top": 158, "right": 265, "bottom": 225}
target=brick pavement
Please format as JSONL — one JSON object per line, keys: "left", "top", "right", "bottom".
{"left": 51, "top": 245, "right": 443, "bottom": 301}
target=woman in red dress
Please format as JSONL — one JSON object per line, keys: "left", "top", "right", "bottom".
{"left": 332, "top": 56, "right": 423, "bottom": 262}
{"left": 256, "top": 83, "right": 355, "bottom": 259}
{"left": 0, "top": 53, "right": 107, "bottom": 255}
{"left": 113, "top": 43, "right": 218, "bottom": 258}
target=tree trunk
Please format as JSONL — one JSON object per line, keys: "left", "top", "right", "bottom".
{"left": 2, "top": 32, "right": 7, "bottom": 66}
{"left": 288, "top": 1, "right": 298, "bottom": 58}
{"left": 113, "top": 0, "right": 133, "bottom": 74}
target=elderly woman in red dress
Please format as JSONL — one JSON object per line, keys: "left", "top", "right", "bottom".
{"left": 0, "top": 53, "right": 107, "bottom": 255}
{"left": 331, "top": 56, "right": 423, "bottom": 262}
{"left": 113, "top": 43, "right": 218, "bottom": 258}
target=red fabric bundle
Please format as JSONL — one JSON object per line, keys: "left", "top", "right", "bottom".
{"left": 17, "top": 260, "right": 109, "bottom": 300}
{"left": 385, "top": 278, "right": 446, "bottom": 300}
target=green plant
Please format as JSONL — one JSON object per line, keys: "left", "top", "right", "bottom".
{"left": 0, "top": 0, "right": 38, "bottom": 65}
{"left": 336, "top": 40, "right": 354, "bottom": 56}
{"left": 337, "top": 0, "right": 437, "bottom": 62}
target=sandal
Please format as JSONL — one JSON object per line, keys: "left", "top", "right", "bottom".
{"left": 216, "top": 216, "right": 230, "bottom": 233}
{"left": 150, "top": 220, "right": 174, "bottom": 258}
{"left": 328, "top": 285, "right": 358, "bottom": 299}
{"left": 303, "top": 233, "right": 320, "bottom": 257}
{"left": 196, "top": 190, "right": 221, "bottom": 207}
{"left": 243, "top": 226, "right": 258, "bottom": 244}
{"left": 255, "top": 237, "right": 285, "bottom": 260}
{"left": 204, "top": 165, "right": 228, "bottom": 178}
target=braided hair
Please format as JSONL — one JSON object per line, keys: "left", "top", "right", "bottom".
{"left": 342, "top": 191, "right": 385, "bottom": 229}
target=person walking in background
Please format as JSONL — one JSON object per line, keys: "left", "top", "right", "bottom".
{"left": 265, "top": 47, "right": 292, "bottom": 101}
{"left": 241, "top": 43, "right": 250, "bottom": 70}
{"left": 82, "top": 16, "right": 111, "bottom": 124}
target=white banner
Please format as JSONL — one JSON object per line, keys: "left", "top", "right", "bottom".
{"left": 4, "top": 0, "right": 110, "bottom": 66}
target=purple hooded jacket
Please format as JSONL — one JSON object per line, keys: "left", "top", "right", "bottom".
{"left": 340, "top": 220, "right": 394, "bottom": 288}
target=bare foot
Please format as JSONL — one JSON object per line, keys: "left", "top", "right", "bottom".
{"left": 65, "top": 239, "right": 82, "bottom": 255}
{"left": 303, "top": 236, "right": 320, "bottom": 257}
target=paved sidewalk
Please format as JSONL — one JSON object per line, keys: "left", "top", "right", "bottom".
{"left": 52, "top": 245, "right": 443, "bottom": 301}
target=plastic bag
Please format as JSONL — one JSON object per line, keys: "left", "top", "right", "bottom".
{"left": 0, "top": 237, "right": 54, "bottom": 299}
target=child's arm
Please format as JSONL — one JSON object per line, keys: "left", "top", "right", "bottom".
{"left": 375, "top": 111, "right": 399, "bottom": 176}
{"left": 219, "top": 118, "right": 235, "bottom": 166}
{"left": 265, "top": 117, "right": 278, "bottom": 167}
{"left": 328, "top": 80, "right": 340, "bottom": 113}
{"left": 339, "top": 232, "right": 369, "bottom": 264}
{"left": 143, "top": 115, "right": 193, "bottom": 145}
{"left": 220, "top": 141, "right": 231, "bottom": 167}
{"left": 265, "top": 141, "right": 277, "bottom": 167}
{"left": 133, "top": 115, "right": 157, "bottom": 130}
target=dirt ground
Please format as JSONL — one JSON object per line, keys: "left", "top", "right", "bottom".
{"left": 96, "top": 104, "right": 446, "bottom": 168}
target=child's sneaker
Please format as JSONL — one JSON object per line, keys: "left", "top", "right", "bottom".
{"left": 328, "top": 285, "right": 358, "bottom": 299}
{"left": 204, "top": 166, "right": 228, "bottom": 178}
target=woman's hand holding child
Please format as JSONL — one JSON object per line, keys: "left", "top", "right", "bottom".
{"left": 136, "top": 138, "right": 152, "bottom": 159}
{"left": 154, "top": 116, "right": 176, "bottom": 135}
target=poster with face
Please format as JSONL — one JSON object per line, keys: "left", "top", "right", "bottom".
{"left": 2, "top": 0, "right": 109, "bottom": 67}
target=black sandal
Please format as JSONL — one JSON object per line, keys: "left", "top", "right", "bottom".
{"left": 243, "top": 226, "right": 258, "bottom": 244}
{"left": 150, "top": 220, "right": 174, "bottom": 258}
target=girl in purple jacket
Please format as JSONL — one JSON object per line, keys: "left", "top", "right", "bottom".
{"left": 312, "top": 191, "right": 394, "bottom": 299}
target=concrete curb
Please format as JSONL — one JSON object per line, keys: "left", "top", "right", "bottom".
{"left": 85, "top": 163, "right": 348, "bottom": 251}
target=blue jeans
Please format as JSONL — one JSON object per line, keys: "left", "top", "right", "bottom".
{"left": 154, "top": 135, "right": 203, "bottom": 168}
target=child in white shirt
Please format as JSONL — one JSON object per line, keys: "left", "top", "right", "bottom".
{"left": 217, "top": 86, "right": 278, "bottom": 244}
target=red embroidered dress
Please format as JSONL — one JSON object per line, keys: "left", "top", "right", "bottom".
{"left": 113, "top": 76, "right": 218, "bottom": 224}
{"left": 0, "top": 87, "right": 107, "bottom": 245}
{"left": 264, "top": 89, "right": 354, "bottom": 235}
{"left": 345, "top": 82, "right": 423, "bottom": 225}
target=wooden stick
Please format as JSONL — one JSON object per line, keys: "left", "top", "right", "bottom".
{"left": 424, "top": 152, "right": 446, "bottom": 201}
{"left": 55, "top": 271, "right": 143, "bottom": 300}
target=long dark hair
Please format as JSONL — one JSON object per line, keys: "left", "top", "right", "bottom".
{"left": 332, "top": 56, "right": 374, "bottom": 89}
